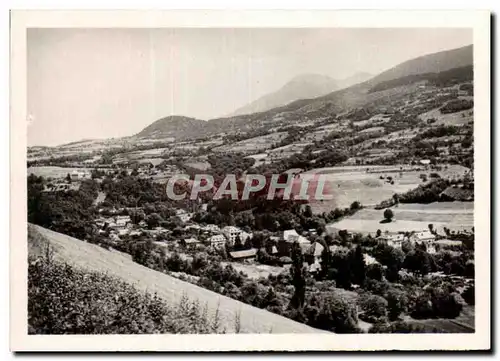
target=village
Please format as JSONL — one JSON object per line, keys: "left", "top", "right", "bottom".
{"left": 25, "top": 40, "right": 477, "bottom": 336}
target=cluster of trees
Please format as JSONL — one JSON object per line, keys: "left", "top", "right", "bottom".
{"left": 375, "top": 179, "right": 451, "bottom": 209}
{"left": 130, "top": 246, "right": 291, "bottom": 320}
{"left": 440, "top": 99, "right": 474, "bottom": 114}
{"left": 193, "top": 199, "right": 362, "bottom": 236}
{"left": 27, "top": 152, "right": 96, "bottom": 168}
{"left": 206, "top": 153, "right": 256, "bottom": 183}
{"left": 413, "top": 125, "right": 461, "bottom": 141}
{"left": 459, "top": 82, "right": 473, "bottom": 96}
{"left": 27, "top": 175, "right": 99, "bottom": 241}
{"left": 410, "top": 284, "right": 463, "bottom": 320}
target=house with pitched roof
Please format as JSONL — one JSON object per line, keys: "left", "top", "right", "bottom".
{"left": 278, "top": 229, "right": 311, "bottom": 257}
{"left": 229, "top": 248, "right": 258, "bottom": 262}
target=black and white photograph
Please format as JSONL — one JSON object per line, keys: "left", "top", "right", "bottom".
{"left": 10, "top": 10, "right": 491, "bottom": 352}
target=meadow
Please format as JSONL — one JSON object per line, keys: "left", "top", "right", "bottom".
{"left": 27, "top": 166, "right": 93, "bottom": 179}
{"left": 305, "top": 164, "right": 469, "bottom": 213}
{"left": 327, "top": 202, "right": 473, "bottom": 235}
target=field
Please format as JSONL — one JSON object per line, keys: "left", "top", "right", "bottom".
{"left": 213, "top": 132, "right": 288, "bottom": 153}
{"left": 184, "top": 161, "right": 211, "bottom": 171}
{"left": 221, "top": 262, "right": 285, "bottom": 279}
{"left": 419, "top": 108, "right": 473, "bottom": 126}
{"left": 305, "top": 165, "right": 422, "bottom": 212}
{"left": 28, "top": 224, "right": 324, "bottom": 334}
{"left": 305, "top": 164, "right": 469, "bottom": 213}
{"left": 327, "top": 202, "right": 473, "bottom": 235}
{"left": 404, "top": 306, "right": 475, "bottom": 333}
{"left": 127, "top": 147, "right": 169, "bottom": 158}
{"left": 27, "top": 166, "right": 93, "bottom": 179}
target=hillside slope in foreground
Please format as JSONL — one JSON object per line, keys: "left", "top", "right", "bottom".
{"left": 28, "top": 224, "right": 326, "bottom": 334}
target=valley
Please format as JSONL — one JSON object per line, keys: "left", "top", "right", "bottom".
{"left": 27, "top": 44, "right": 476, "bottom": 335}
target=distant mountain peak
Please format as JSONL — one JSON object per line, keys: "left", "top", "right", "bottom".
{"left": 228, "top": 74, "right": 338, "bottom": 117}
{"left": 228, "top": 71, "right": 373, "bottom": 117}
{"left": 135, "top": 115, "right": 206, "bottom": 140}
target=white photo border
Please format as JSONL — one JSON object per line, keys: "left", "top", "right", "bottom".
{"left": 10, "top": 9, "right": 491, "bottom": 352}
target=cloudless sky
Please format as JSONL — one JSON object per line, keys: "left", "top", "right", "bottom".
{"left": 27, "top": 28, "right": 472, "bottom": 146}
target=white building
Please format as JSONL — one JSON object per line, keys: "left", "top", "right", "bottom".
{"left": 283, "top": 229, "right": 309, "bottom": 244}
{"left": 181, "top": 237, "right": 201, "bottom": 249}
{"left": 382, "top": 233, "right": 407, "bottom": 249}
{"left": 175, "top": 209, "right": 193, "bottom": 223}
{"left": 410, "top": 230, "right": 436, "bottom": 243}
{"left": 280, "top": 229, "right": 311, "bottom": 255}
{"left": 410, "top": 230, "right": 436, "bottom": 253}
{"left": 115, "top": 215, "right": 132, "bottom": 230}
{"left": 202, "top": 224, "right": 220, "bottom": 233}
{"left": 207, "top": 234, "right": 226, "bottom": 249}
{"left": 69, "top": 169, "right": 91, "bottom": 181}
{"left": 222, "top": 226, "right": 251, "bottom": 245}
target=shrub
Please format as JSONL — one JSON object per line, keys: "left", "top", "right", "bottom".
{"left": 386, "top": 289, "right": 408, "bottom": 321}
{"left": 440, "top": 99, "right": 473, "bottom": 114}
{"left": 461, "top": 285, "right": 475, "bottom": 306}
{"left": 429, "top": 288, "right": 463, "bottom": 319}
{"left": 366, "top": 263, "right": 385, "bottom": 281}
{"left": 409, "top": 287, "right": 463, "bottom": 319}
{"left": 305, "top": 293, "right": 360, "bottom": 333}
{"left": 369, "top": 321, "right": 437, "bottom": 333}
{"left": 358, "top": 294, "right": 388, "bottom": 323}
{"left": 383, "top": 209, "right": 394, "bottom": 222}
{"left": 410, "top": 293, "right": 434, "bottom": 319}
{"left": 28, "top": 256, "right": 225, "bottom": 334}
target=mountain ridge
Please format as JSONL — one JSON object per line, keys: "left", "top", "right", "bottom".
{"left": 228, "top": 72, "right": 373, "bottom": 117}
{"left": 77, "top": 45, "right": 474, "bottom": 143}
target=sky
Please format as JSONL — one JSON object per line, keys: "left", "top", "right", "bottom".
{"left": 27, "top": 28, "right": 472, "bottom": 146}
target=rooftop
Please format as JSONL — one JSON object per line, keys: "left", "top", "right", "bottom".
{"left": 229, "top": 248, "right": 258, "bottom": 259}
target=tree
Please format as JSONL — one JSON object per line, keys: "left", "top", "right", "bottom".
{"left": 401, "top": 240, "right": 414, "bottom": 253}
{"left": 372, "top": 243, "right": 404, "bottom": 269}
{"left": 333, "top": 252, "right": 352, "bottom": 289}
{"left": 66, "top": 173, "right": 72, "bottom": 183}
{"left": 350, "top": 201, "right": 361, "bottom": 212}
{"left": 130, "top": 210, "right": 145, "bottom": 225}
{"left": 403, "top": 249, "right": 435, "bottom": 276}
{"left": 233, "top": 235, "right": 243, "bottom": 251}
{"left": 428, "top": 287, "right": 463, "bottom": 319}
{"left": 369, "top": 321, "right": 432, "bottom": 334}
{"left": 262, "top": 287, "right": 282, "bottom": 312}
{"left": 428, "top": 223, "right": 434, "bottom": 234}
{"left": 461, "top": 285, "right": 475, "bottom": 306}
{"left": 366, "top": 263, "right": 384, "bottom": 281}
{"left": 290, "top": 242, "right": 306, "bottom": 309}
{"left": 359, "top": 294, "right": 388, "bottom": 323}
{"left": 376, "top": 229, "right": 382, "bottom": 238}
{"left": 146, "top": 213, "right": 162, "bottom": 229}
{"left": 383, "top": 209, "right": 394, "bottom": 222}
{"left": 324, "top": 234, "right": 334, "bottom": 245}
{"left": 464, "top": 261, "right": 475, "bottom": 279}
{"left": 304, "top": 293, "right": 359, "bottom": 333}
{"left": 320, "top": 247, "right": 330, "bottom": 279}
{"left": 350, "top": 246, "right": 366, "bottom": 285}
{"left": 303, "top": 205, "right": 313, "bottom": 218}
{"left": 386, "top": 289, "right": 408, "bottom": 321}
